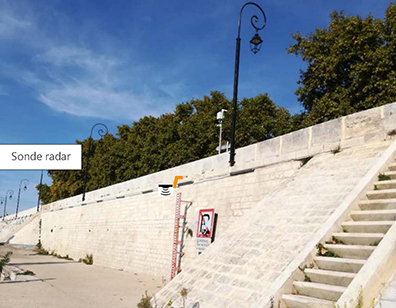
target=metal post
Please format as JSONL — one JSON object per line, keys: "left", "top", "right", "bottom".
{"left": 3, "top": 190, "right": 13, "bottom": 221}
{"left": 176, "top": 202, "right": 192, "bottom": 274}
{"left": 218, "top": 121, "right": 223, "bottom": 154}
{"left": 229, "top": 2, "right": 266, "bottom": 167}
{"left": 230, "top": 37, "right": 241, "bottom": 166}
{"left": 16, "top": 187, "right": 21, "bottom": 218}
{"left": 82, "top": 123, "right": 108, "bottom": 202}
{"left": 37, "top": 170, "right": 43, "bottom": 212}
{"left": 82, "top": 137, "right": 92, "bottom": 202}
{"left": 16, "top": 179, "right": 29, "bottom": 218}
{"left": 3, "top": 198, "right": 6, "bottom": 220}
{"left": 3, "top": 200, "right": 7, "bottom": 220}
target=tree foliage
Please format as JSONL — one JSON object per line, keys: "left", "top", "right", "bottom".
{"left": 38, "top": 4, "right": 396, "bottom": 203}
{"left": 288, "top": 3, "right": 396, "bottom": 125}
{"left": 0, "top": 251, "right": 12, "bottom": 274}
{"left": 39, "top": 92, "right": 294, "bottom": 204}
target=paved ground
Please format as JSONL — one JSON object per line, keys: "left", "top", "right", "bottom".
{"left": 0, "top": 245, "right": 163, "bottom": 308}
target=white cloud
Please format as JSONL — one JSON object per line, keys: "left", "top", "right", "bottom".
{"left": 38, "top": 84, "right": 160, "bottom": 120}
{"left": 32, "top": 44, "right": 177, "bottom": 120}
{"left": 0, "top": 3, "right": 184, "bottom": 121}
{"left": 0, "top": 12, "right": 32, "bottom": 37}
{"left": 36, "top": 46, "right": 119, "bottom": 72}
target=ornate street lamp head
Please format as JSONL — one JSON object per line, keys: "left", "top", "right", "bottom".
{"left": 21, "top": 179, "right": 29, "bottom": 191}
{"left": 8, "top": 190, "right": 14, "bottom": 199}
{"left": 250, "top": 32, "right": 263, "bottom": 54}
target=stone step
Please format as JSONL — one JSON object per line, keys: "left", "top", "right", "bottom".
{"left": 314, "top": 257, "right": 365, "bottom": 273}
{"left": 367, "top": 189, "right": 396, "bottom": 200}
{"left": 383, "top": 171, "right": 396, "bottom": 180}
{"left": 350, "top": 209, "right": 396, "bottom": 221}
{"left": 341, "top": 221, "right": 394, "bottom": 233}
{"left": 332, "top": 232, "right": 384, "bottom": 246}
{"left": 282, "top": 294, "right": 335, "bottom": 308}
{"left": 293, "top": 281, "right": 346, "bottom": 301}
{"left": 359, "top": 199, "right": 396, "bottom": 210}
{"left": 388, "top": 162, "right": 396, "bottom": 171}
{"left": 323, "top": 244, "right": 375, "bottom": 259}
{"left": 304, "top": 268, "right": 356, "bottom": 287}
{"left": 373, "top": 180, "right": 396, "bottom": 190}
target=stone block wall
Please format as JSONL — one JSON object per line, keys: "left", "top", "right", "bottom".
{"left": 4, "top": 102, "right": 396, "bottom": 285}
{"left": 40, "top": 160, "right": 301, "bottom": 279}
{"left": 39, "top": 102, "right": 396, "bottom": 211}
{"left": 9, "top": 215, "right": 40, "bottom": 246}
{"left": 0, "top": 208, "right": 37, "bottom": 243}
{"left": 155, "top": 142, "right": 390, "bottom": 308}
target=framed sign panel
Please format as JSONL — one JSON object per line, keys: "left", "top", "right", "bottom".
{"left": 196, "top": 208, "right": 215, "bottom": 239}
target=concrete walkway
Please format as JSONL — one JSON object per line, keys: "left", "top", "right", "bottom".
{"left": 0, "top": 245, "right": 163, "bottom": 308}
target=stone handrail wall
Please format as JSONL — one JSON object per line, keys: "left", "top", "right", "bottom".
{"left": 2, "top": 102, "right": 396, "bottom": 285}
{"left": 39, "top": 102, "right": 396, "bottom": 212}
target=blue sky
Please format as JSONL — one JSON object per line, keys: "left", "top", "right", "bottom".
{"left": 0, "top": 0, "right": 392, "bottom": 213}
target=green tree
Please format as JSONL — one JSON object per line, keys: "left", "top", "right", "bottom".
{"left": 288, "top": 3, "right": 396, "bottom": 125}
{"left": 38, "top": 91, "right": 294, "bottom": 203}
{"left": 237, "top": 94, "right": 292, "bottom": 146}
{"left": 36, "top": 183, "right": 52, "bottom": 205}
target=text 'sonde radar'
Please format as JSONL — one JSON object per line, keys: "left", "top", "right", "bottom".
{"left": 158, "top": 176, "right": 183, "bottom": 196}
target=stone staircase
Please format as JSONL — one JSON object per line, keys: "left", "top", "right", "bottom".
{"left": 282, "top": 162, "right": 396, "bottom": 308}
{"left": 0, "top": 213, "right": 37, "bottom": 244}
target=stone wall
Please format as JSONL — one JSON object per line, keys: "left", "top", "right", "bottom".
{"left": 9, "top": 215, "right": 40, "bottom": 246}
{"left": 40, "top": 102, "right": 396, "bottom": 211}
{"left": 40, "top": 159, "right": 300, "bottom": 278}
{"left": 5, "top": 102, "right": 396, "bottom": 284}
{"left": 155, "top": 142, "right": 390, "bottom": 308}
{"left": 0, "top": 208, "right": 37, "bottom": 244}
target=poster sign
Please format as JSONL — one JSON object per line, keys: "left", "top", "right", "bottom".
{"left": 196, "top": 238, "right": 211, "bottom": 254}
{"left": 196, "top": 209, "right": 215, "bottom": 238}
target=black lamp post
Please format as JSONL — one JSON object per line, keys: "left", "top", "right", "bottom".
{"left": 37, "top": 170, "right": 43, "bottom": 212}
{"left": 82, "top": 123, "right": 108, "bottom": 202}
{"left": 0, "top": 198, "right": 4, "bottom": 219}
{"left": 15, "top": 179, "right": 29, "bottom": 218}
{"left": 229, "top": 2, "right": 266, "bottom": 167}
{"left": 2, "top": 190, "right": 14, "bottom": 221}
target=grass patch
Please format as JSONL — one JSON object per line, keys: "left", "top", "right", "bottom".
{"left": 21, "top": 270, "right": 35, "bottom": 276}
{"left": 326, "top": 236, "right": 345, "bottom": 245}
{"left": 298, "top": 264, "right": 313, "bottom": 282}
{"left": 82, "top": 254, "right": 93, "bottom": 265}
{"left": 57, "top": 254, "right": 73, "bottom": 260}
{"left": 33, "top": 240, "right": 49, "bottom": 255}
{"left": 137, "top": 291, "right": 152, "bottom": 308}
{"left": 0, "top": 251, "right": 12, "bottom": 273}
{"left": 378, "top": 173, "right": 391, "bottom": 181}
{"left": 387, "top": 129, "right": 396, "bottom": 136}
{"left": 331, "top": 145, "right": 341, "bottom": 155}
{"left": 51, "top": 251, "right": 73, "bottom": 260}
{"left": 316, "top": 243, "right": 340, "bottom": 258}
{"left": 299, "top": 156, "right": 313, "bottom": 167}
{"left": 138, "top": 288, "right": 189, "bottom": 308}
{"left": 186, "top": 228, "right": 193, "bottom": 238}
{"left": 34, "top": 248, "right": 49, "bottom": 255}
